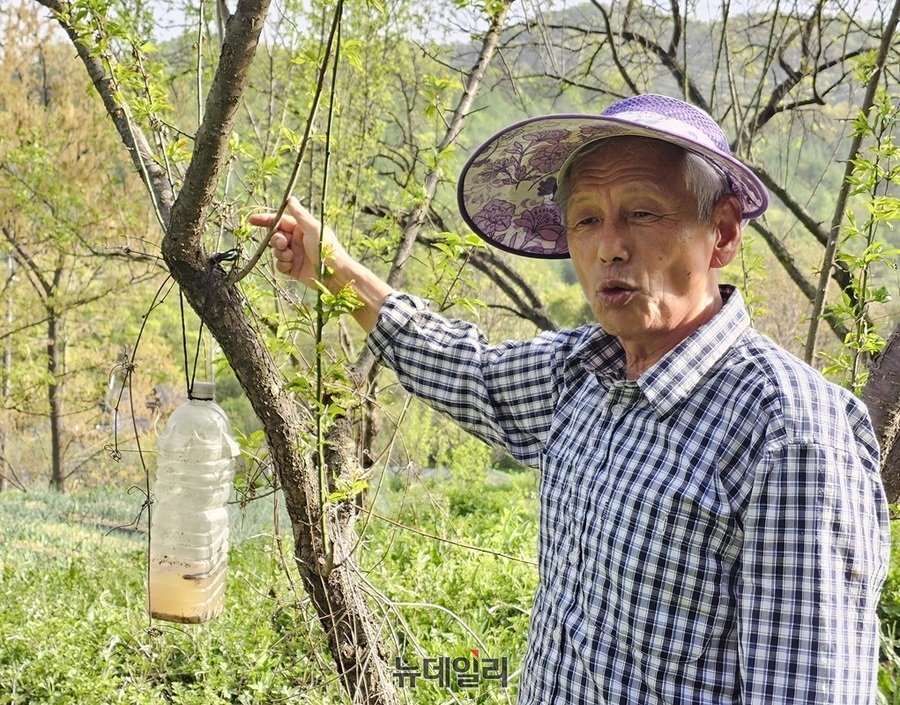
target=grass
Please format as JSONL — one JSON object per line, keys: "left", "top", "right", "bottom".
{"left": 0, "top": 488, "right": 330, "bottom": 704}
{"left": 5, "top": 475, "right": 899, "bottom": 703}
{"left": 0, "top": 472, "right": 538, "bottom": 704}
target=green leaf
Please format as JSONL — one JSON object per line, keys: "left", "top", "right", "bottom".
{"left": 869, "top": 196, "right": 900, "bottom": 221}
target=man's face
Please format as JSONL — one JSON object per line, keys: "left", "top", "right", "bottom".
{"left": 565, "top": 137, "right": 737, "bottom": 357}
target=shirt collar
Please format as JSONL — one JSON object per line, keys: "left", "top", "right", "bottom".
{"left": 569, "top": 285, "right": 750, "bottom": 417}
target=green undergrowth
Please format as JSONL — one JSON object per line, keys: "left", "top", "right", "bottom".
{"left": 0, "top": 470, "right": 538, "bottom": 704}
{"left": 876, "top": 520, "right": 900, "bottom": 703}
{"left": 9, "top": 473, "right": 900, "bottom": 703}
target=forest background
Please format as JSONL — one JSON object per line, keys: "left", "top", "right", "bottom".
{"left": 1, "top": 0, "right": 899, "bottom": 702}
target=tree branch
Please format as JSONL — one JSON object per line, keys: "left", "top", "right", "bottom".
{"left": 752, "top": 164, "right": 829, "bottom": 247}
{"left": 605, "top": 22, "right": 707, "bottom": 109}
{"left": 592, "top": 1, "right": 640, "bottom": 95}
{"left": 385, "top": 1, "right": 514, "bottom": 287}
{"left": 750, "top": 165, "right": 847, "bottom": 295}
{"left": 351, "top": 0, "right": 516, "bottom": 382}
{"left": 421, "top": 235, "right": 558, "bottom": 332}
{"left": 745, "top": 219, "right": 850, "bottom": 342}
{"left": 163, "top": 0, "right": 268, "bottom": 271}
{"left": 804, "top": 0, "right": 900, "bottom": 362}
{"left": 34, "top": 0, "right": 174, "bottom": 227}
{"left": 751, "top": 49, "right": 866, "bottom": 136}
{"left": 745, "top": 220, "right": 816, "bottom": 302}
{"left": 1, "top": 225, "right": 52, "bottom": 301}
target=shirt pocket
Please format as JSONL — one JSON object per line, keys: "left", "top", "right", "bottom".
{"left": 581, "top": 484, "right": 739, "bottom": 669}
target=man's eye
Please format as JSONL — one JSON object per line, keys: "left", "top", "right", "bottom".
{"left": 575, "top": 216, "right": 599, "bottom": 227}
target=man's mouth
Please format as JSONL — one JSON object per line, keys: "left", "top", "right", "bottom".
{"left": 598, "top": 282, "right": 636, "bottom": 306}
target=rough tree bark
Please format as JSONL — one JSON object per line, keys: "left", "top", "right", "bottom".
{"left": 863, "top": 324, "right": 900, "bottom": 503}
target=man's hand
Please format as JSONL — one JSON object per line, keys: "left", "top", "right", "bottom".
{"left": 248, "top": 196, "right": 393, "bottom": 333}
{"left": 248, "top": 196, "right": 347, "bottom": 288}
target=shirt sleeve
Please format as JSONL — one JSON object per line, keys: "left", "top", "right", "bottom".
{"left": 366, "top": 292, "right": 580, "bottom": 467}
{"left": 738, "top": 440, "right": 890, "bottom": 703}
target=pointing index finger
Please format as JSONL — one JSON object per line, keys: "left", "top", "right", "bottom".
{"left": 248, "top": 210, "right": 298, "bottom": 233}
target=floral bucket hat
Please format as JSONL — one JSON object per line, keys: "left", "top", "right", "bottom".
{"left": 457, "top": 94, "right": 769, "bottom": 259}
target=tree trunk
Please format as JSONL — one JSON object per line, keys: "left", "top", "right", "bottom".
{"left": 47, "top": 310, "right": 64, "bottom": 491}
{"left": 162, "top": 254, "right": 397, "bottom": 702}
{"left": 35, "top": 0, "right": 559, "bottom": 698}
{"left": 863, "top": 324, "right": 900, "bottom": 502}
{"left": 0, "top": 254, "right": 11, "bottom": 493}
{"left": 34, "top": 0, "right": 401, "bottom": 693}
{"left": 154, "top": 0, "right": 398, "bottom": 698}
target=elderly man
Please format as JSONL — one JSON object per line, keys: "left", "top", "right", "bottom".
{"left": 251, "top": 94, "right": 890, "bottom": 704}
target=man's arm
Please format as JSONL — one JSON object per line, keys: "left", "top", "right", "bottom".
{"left": 248, "top": 197, "right": 392, "bottom": 332}
{"left": 738, "top": 440, "right": 889, "bottom": 703}
{"left": 250, "top": 197, "right": 579, "bottom": 464}
{"left": 366, "top": 292, "right": 587, "bottom": 466}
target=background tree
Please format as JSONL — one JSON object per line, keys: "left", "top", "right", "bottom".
{"left": 0, "top": 6, "right": 159, "bottom": 490}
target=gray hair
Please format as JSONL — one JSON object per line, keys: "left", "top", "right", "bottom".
{"left": 553, "top": 138, "right": 730, "bottom": 226}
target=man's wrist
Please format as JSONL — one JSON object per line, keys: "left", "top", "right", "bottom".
{"left": 325, "top": 259, "right": 391, "bottom": 333}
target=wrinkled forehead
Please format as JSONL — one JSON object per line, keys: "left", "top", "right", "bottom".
{"left": 565, "top": 135, "right": 690, "bottom": 177}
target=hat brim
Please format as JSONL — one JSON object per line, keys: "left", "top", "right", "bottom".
{"left": 457, "top": 113, "right": 769, "bottom": 259}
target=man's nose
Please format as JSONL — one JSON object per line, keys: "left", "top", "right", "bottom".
{"left": 595, "top": 219, "right": 629, "bottom": 264}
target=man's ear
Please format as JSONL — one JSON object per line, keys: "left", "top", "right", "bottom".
{"left": 710, "top": 194, "right": 743, "bottom": 269}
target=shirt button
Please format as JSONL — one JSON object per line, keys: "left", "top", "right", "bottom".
{"left": 568, "top": 548, "right": 579, "bottom": 564}
{"left": 552, "top": 627, "right": 562, "bottom": 641}
{"left": 611, "top": 403, "right": 625, "bottom": 417}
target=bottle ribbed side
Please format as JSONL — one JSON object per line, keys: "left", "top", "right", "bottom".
{"left": 148, "top": 394, "right": 239, "bottom": 624}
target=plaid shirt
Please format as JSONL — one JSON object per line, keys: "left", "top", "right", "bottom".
{"left": 367, "top": 286, "right": 890, "bottom": 704}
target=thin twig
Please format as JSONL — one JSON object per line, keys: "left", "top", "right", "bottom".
{"left": 313, "top": 0, "right": 345, "bottom": 569}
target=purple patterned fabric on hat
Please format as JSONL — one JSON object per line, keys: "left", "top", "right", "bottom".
{"left": 457, "top": 94, "right": 770, "bottom": 259}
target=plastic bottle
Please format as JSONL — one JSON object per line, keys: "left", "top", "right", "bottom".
{"left": 148, "top": 382, "right": 240, "bottom": 624}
